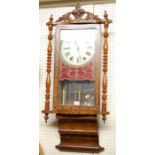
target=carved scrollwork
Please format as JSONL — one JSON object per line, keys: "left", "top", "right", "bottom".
{"left": 56, "top": 3, "right": 104, "bottom": 24}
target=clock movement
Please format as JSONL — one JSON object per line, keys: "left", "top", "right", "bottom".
{"left": 42, "top": 3, "right": 112, "bottom": 153}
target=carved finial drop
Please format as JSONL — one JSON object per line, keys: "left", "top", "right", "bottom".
{"left": 44, "top": 114, "right": 49, "bottom": 123}
{"left": 102, "top": 115, "right": 106, "bottom": 123}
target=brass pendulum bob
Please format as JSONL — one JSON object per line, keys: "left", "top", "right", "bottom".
{"left": 75, "top": 89, "right": 82, "bottom": 101}
{"left": 75, "top": 88, "right": 85, "bottom": 105}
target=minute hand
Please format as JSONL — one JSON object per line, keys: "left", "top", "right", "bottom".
{"left": 75, "top": 41, "right": 81, "bottom": 60}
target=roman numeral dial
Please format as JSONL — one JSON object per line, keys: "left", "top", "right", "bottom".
{"left": 60, "top": 29, "right": 96, "bottom": 66}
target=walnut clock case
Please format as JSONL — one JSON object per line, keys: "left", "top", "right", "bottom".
{"left": 42, "top": 4, "right": 112, "bottom": 153}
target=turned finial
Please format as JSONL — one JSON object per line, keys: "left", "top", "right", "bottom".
{"left": 50, "top": 15, "right": 53, "bottom": 21}
{"left": 104, "top": 11, "right": 108, "bottom": 18}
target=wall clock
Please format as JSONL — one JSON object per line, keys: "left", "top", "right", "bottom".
{"left": 42, "top": 3, "right": 112, "bottom": 153}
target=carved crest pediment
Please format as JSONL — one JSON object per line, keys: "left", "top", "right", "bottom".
{"left": 56, "top": 3, "right": 104, "bottom": 24}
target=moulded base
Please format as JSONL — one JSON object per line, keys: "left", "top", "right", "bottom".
{"left": 56, "top": 143, "right": 104, "bottom": 153}
{"left": 56, "top": 114, "right": 104, "bottom": 153}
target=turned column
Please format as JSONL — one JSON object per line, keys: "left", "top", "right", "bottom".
{"left": 102, "top": 11, "right": 112, "bottom": 122}
{"left": 44, "top": 15, "right": 53, "bottom": 123}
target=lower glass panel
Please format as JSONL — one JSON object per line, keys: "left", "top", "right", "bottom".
{"left": 59, "top": 80, "right": 95, "bottom": 106}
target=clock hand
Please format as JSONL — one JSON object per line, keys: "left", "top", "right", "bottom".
{"left": 75, "top": 41, "right": 81, "bottom": 60}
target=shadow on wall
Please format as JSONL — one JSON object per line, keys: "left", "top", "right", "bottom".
{"left": 39, "top": 143, "right": 45, "bottom": 155}
{"left": 39, "top": 0, "right": 116, "bottom": 8}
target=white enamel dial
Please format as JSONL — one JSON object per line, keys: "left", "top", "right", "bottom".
{"left": 60, "top": 29, "right": 96, "bottom": 66}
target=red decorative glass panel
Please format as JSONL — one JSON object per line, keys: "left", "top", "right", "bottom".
{"left": 59, "top": 62, "right": 94, "bottom": 81}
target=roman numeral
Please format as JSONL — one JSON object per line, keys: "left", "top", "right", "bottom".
{"left": 86, "top": 51, "right": 91, "bottom": 56}
{"left": 65, "top": 52, "right": 70, "bottom": 57}
{"left": 83, "top": 57, "right": 86, "bottom": 61}
{"left": 64, "top": 47, "right": 70, "bottom": 50}
{"left": 70, "top": 56, "right": 74, "bottom": 61}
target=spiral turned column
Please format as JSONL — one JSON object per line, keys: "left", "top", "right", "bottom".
{"left": 44, "top": 15, "right": 53, "bottom": 123}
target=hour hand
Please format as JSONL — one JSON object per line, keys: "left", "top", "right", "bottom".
{"left": 75, "top": 41, "right": 80, "bottom": 55}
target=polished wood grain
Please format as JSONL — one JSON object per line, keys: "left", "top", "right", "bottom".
{"left": 44, "top": 15, "right": 53, "bottom": 123}
{"left": 56, "top": 114, "right": 104, "bottom": 153}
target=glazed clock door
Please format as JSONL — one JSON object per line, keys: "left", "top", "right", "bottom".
{"left": 53, "top": 24, "right": 101, "bottom": 114}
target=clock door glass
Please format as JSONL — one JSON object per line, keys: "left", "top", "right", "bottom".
{"left": 59, "top": 81, "right": 95, "bottom": 106}
{"left": 58, "top": 26, "right": 100, "bottom": 107}
{"left": 60, "top": 29, "right": 96, "bottom": 66}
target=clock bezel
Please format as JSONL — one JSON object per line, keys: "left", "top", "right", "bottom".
{"left": 53, "top": 24, "right": 102, "bottom": 114}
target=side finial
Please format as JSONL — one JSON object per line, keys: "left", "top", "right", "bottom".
{"left": 104, "top": 11, "right": 108, "bottom": 18}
